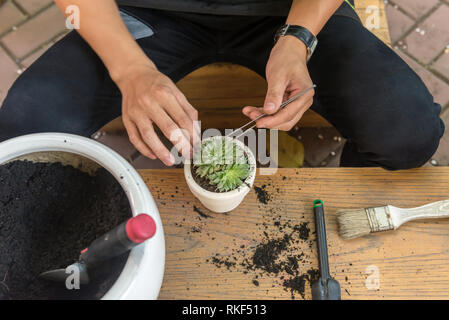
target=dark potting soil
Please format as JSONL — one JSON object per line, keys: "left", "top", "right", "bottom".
{"left": 0, "top": 160, "right": 132, "bottom": 300}
{"left": 191, "top": 165, "right": 218, "bottom": 192}
{"left": 208, "top": 198, "right": 319, "bottom": 299}
{"left": 193, "top": 205, "right": 212, "bottom": 219}
{"left": 254, "top": 185, "right": 270, "bottom": 204}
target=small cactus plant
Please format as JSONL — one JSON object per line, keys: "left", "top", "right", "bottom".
{"left": 193, "top": 137, "right": 250, "bottom": 192}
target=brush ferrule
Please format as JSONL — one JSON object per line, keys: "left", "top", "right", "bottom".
{"left": 366, "top": 206, "right": 394, "bottom": 232}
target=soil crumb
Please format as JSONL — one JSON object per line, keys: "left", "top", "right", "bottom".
{"left": 193, "top": 205, "right": 212, "bottom": 219}
{"left": 294, "top": 222, "right": 310, "bottom": 240}
{"left": 0, "top": 160, "right": 132, "bottom": 300}
{"left": 252, "top": 234, "right": 291, "bottom": 274}
{"left": 254, "top": 185, "right": 270, "bottom": 204}
{"left": 209, "top": 208, "right": 318, "bottom": 299}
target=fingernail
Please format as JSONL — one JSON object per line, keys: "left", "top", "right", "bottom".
{"left": 166, "top": 154, "right": 175, "bottom": 165}
{"left": 265, "top": 102, "right": 275, "bottom": 112}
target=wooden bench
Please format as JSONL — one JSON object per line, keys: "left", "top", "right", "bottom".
{"left": 102, "top": 0, "right": 391, "bottom": 133}
{"left": 143, "top": 167, "right": 449, "bottom": 300}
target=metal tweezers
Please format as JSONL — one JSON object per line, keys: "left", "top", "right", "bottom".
{"left": 226, "top": 84, "right": 316, "bottom": 139}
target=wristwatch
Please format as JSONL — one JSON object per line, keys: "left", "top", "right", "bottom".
{"left": 274, "top": 24, "right": 318, "bottom": 61}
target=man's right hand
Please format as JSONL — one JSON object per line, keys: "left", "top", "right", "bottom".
{"left": 114, "top": 62, "right": 198, "bottom": 166}
{"left": 53, "top": 0, "right": 198, "bottom": 165}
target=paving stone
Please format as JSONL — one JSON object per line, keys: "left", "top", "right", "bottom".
{"left": 0, "top": 46, "right": 19, "bottom": 105}
{"left": 132, "top": 154, "right": 170, "bottom": 169}
{"left": 403, "top": 4, "right": 449, "bottom": 64}
{"left": 20, "top": 45, "right": 48, "bottom": 68}
{"left": 294, "top": 127, "right": 345, "bottom": 167}
{"left": 385, "top": 3, "right": 415, "bottom": 43}
{"left": 93, "top": 131, "right": 137, "bottom": 162}
{"left": 324, "top": 143, "right": 344, "bottom": 168}
{"left": 392, "top": 0, "right": 439, "bottom": 19}
{"left": 1, "top": 4, "right": 66, "bottom": 59}
{"left": 21, "top": 29, "right": 70, "bottom": 68}
{"left": 395, "top": 48, "right": 449, "bottom": 107}
{"left": 432, "top": 52, "right": 449, "bottom": 81}
{"left": 15, "top": 0, "right": 53, "bottom": 15}
{"left": 0, "top": 1, "right": 26, "bottom": 35}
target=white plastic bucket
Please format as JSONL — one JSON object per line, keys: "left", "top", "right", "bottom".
{"left": 0, "top": 133, "right": 165, "bottom": 300}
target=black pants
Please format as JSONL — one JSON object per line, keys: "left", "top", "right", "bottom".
{"left": 0, "top": 4, "right": 444, "bottom": 170}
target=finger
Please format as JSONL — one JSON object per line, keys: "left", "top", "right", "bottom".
{"left": 159, "top": 92, "right": 196, "bottom": 147}
{"left": 173, "top": 89, "right": 200, "bottom": 141}
{"left": 242, "top": 106, "right": 264, "bottom": 120}
{"left": 173, "top": 89, "right": 198, "bottom": 121}
{"left": 123, "top": 116, "right": 157, "bottom": 160}
{"left": 275, "top": 98, "right": 313, "bottom": 131}
{"left": 148, "top": 105, "right": 192, "bottom": 158}
{"left": 135, "top": 118, "right": 175, "bottom": 166}
{"left": 257, "top": 90, "right": 314, "bottom": 128}
{"left": 263, "top": 75, "right": 287, "bottom": 115}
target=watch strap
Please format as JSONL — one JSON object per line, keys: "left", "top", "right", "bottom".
{"left": 275, "top": 24, "right": 318, "bottom": 59}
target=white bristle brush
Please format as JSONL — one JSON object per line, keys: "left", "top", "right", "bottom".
{"left": 336, "top": 199, "right": 449, "bottom": 240}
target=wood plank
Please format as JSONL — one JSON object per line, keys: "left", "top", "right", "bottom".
{"left": 139, "top": 167, "right": 449, "bottom": 299}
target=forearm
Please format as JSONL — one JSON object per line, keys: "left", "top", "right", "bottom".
{"left": 286, "top": 0, "right": 344, "bottom": 35}
{"left": 54, "top": 0, "right": 155, "bottom": 82}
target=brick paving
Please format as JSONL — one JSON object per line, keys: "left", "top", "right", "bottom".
{"left": 386, "top": 0, "right": 449, "bottom": 166}
{"left": 0, "top": 0, "right": 448, "bottom": 168}
{"left": 0, "top": 0, "right": 68, "bottom": 103}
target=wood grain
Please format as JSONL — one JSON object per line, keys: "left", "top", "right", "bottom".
{"left": 139, "top": 168, "right": 449, "bottom": 300}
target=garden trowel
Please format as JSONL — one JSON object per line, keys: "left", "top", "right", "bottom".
{"left": 311, "top": 200, "right": 341, "bottom": 300}
{"left": 39, "top": 214, "right": 157, "bottom": 284}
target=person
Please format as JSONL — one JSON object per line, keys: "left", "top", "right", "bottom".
{"left": 0, "top": 0, "right": 444, "bottom": 170}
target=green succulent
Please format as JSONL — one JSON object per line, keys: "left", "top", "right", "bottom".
{"left": 194, "top": 138, "right": 250, "bottom": 192}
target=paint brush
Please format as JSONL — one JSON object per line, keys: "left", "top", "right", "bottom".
{"left": 336, "top": 199, "right": 449, "bottom": 240}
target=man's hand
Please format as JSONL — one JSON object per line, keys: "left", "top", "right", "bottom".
{"left": 54, "top": 0, "right": 199, "bottom": 166}
{"left": 242, "top": 36, "right": 314, "bottom": 130}
{"left": 115, "top": 62, "right": 198, "bottom": 166}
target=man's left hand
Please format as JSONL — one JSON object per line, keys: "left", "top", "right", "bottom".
{"left": 242, "top": 36, "right": 315, "bottom": 131}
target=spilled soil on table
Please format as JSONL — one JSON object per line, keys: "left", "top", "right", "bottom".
{"left": 201, "top": 182, "right": 320, "bottom": 299}
{"left": 0, "top": 160, "right": 131, "bottom": 300}
{"left": 208, "top": 213, "right": 319, "bottom": 299}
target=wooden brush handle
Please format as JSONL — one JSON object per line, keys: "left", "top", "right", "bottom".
{"left": 397, "top": 199, "right": 449, "bottom": 225}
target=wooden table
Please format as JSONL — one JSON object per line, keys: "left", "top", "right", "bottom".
{"left": 139, "top": 168, "right": 449, "bottom": 300}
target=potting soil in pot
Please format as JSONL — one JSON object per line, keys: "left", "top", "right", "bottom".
{"left": 0, "top": 160, "right": 132, "bottom": 300}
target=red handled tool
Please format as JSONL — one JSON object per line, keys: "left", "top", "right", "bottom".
{"left": 39, "top": 214, "right": 156, "bottom": 284}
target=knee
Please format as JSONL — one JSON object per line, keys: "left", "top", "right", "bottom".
{"left": 0, "top": 74, "right": 89, "bottom": 141}
{"left": 361, "top": 99, "right": 444, "bottom": 170}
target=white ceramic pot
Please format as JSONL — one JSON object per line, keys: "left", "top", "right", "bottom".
{"left": 184, "top": 136, "right": 256, "bottom": 213}
{"left": 0, "top": 133, "right": 165, "bottom": 300}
